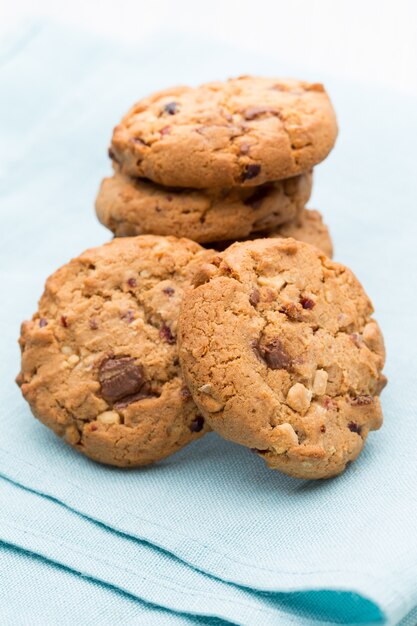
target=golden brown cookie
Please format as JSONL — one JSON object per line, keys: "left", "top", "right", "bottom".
{"left": 111, "top": 76, "right": 338, "bottom": 188}
{"left": 95, "top": 168, "right": 312, "bottom": 243}
{"left": 178, "top": 238, "right": 386, "bottom": 479}
{"left": 266, "top": 208, "right": 333, "bottom": 257}
{"left": 17, "top": 236, "right": 213, "bottom": 467}
{"left": 210, "top": 208, "right": 333, "bottom": 257}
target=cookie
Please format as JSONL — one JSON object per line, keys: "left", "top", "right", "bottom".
{"left": 95, "top": 168, "right": 312, "bottom": 243}
{"left": 110, "top": 76, "right": 338, "bottom": 188}
{"left": 211, "top": 208, "right": 333, "bottom": 257}
{"left": 17, "top": 236, "right": 213, "bottom": 467}
{"left": 178, "top": 238, "right": 386, "bottom": 479}
{"left": 266, "top": 208, "right": 333, "bottom": 257}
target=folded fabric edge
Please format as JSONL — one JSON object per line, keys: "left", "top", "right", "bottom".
{"left": 0, "top": 540, "right": 214, "bottom": 626}
{"left": 0, "top": 474, "right": 390, "bottom": 626}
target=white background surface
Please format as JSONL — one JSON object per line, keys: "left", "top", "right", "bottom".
{"left": 2, "top": 0, "right": 417, "bottom": 96}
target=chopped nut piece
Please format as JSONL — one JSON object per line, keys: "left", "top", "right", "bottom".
{"left": 271, "top": 423, "right": 299, "bottom": 453}
{"left": 257, "top": 275, "right": 285, "bottom": 290}
{"left": 61, "top": 346, "right": 73, "bottom": 355}
{"left": 313, "top": 369, "right": 328, "bottom": 396}
{"left": 325, "top": 290, "right": 333, "bottom": 303}
{"left": 65, "top": 425, "right": 80, "bottom": 445}
{"left": 97, "top": 410, "right": 121, "bottom": 425}
{"left": 199, "top": 383, "right": 212, "bottom": 393}
{"left": 286, "top": 383, "right": 312, "bottom": 412}
{"left": 68, "top": 354, "right": 80, "bottom": 366}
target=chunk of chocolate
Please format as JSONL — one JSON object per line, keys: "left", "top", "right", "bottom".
{"left": 348, "top": 421, "right": 361, "bottom": 434}
{"left": 300, "top": 297, "right": 315, "bottom": 310}
{"left": 243, "top": 184, "right": 272, "bottom": 209}
{"left": 113, "top": 385, "right": 157, "bottom": 409}
{"left": 99, "top": 356, "right": 145, "bottom": 403}
{"left": 127, "top": 277, "right": 137, "bottom": 288}
{"left": 280, "top": 302, "right": 302, "bottom": 320}
{"left": 60, "top": 315, "right": 68, "bottom": 328}
{"left": 263, "top": 338, "right": 292, "bottom": 370}
{"left": 159, "top": 323, "right": 176, "bottom": 344}
{"left": 163, "top": 286, "right": 175, "bottom": 296}
{"left": 190, "top": 415, "right": 205, "bottom": 433}
{"left": 254, "top": 337, "right": 292, "bottom": 370}
{"left": 181, "top": 385, "right": 193, "bottom": 400}
{"left": 163, "top": 102, "right": 178, "bottom": 115}
{"left": 242, "top": 163, "right": 261, "bottom": 181}
{"left": 249, "top": 289, "right": 260, "bottom": 306}
{"left": 121, "top": 310, "right": 135, "bottom": 324}
{"left": 39, "top": 318, "right": 48, "bottom": 328}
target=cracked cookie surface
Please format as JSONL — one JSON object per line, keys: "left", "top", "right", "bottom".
{"left": 17, "top": 236, "right": 212, "bottom": 467}
{"left": 111, "top": 76, "right": 338, "bottom": 188}
{"left": 178, "top": 238, "right": 386, "bottom": 479}
{"left": 95, "top": 168, "right": 312, "bottom": 243}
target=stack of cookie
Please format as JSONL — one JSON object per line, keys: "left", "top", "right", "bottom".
{"left": 17, "top": 76, "right": 386, "bottom": 480}
{"left": 96, "top": 77, "right": 335, "bottom": 256}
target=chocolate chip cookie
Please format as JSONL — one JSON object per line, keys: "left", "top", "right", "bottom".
{"left": 111, "top": 76, "right": 338, "bottom": 188}
{"left": 266, "top": 208, "right": 333, "bottom": 257}
{"left": 178, "top": 238, "right": 386, "bottom": 479}
{"left": 17, "top": 236, "right": 213, "bottom": 467}
{"left": 95, "top": 168, "right": 312, "bottom": 243}
{"left": 211, "top": 208, "right": 333, "bottom": 257}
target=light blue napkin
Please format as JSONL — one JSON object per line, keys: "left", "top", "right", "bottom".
{"left": 1, "top": 21, "right": 417, "bottom": 626}
{"left": 0, "top": 541, "right": 211, "bottom": 626}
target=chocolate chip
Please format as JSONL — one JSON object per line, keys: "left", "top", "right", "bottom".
{"left": 121, "top": 310, "right": 135, "bottom": 324}
{"left": 243, "top": 185, "right": 272, "bottom": 209}
{"left": 159, "top": 323, "right": 176, "bottom": 344}
{"left": 60, "top": 315, "right": 68, "bottom": 328}
{"left": 249, "top": 289, "right": 260, "bottom": 306}
{"left": 89, "top": 318, "right": 98, "bottom": 330}
{"left": 351, "top": 395, "right": 373, "bottom": 406}
{"left": 280, "top": 302, "right": 302, "bottom": 320}
{"left": 348, "top": 421, "right": 361, "bottom": 434}
{"left": 160, "top": 125, "right": 171, "bottom": 135}
{"left": 166, "top": 195, "right": 173, "bottom": 202}
{"left": 99, "top": 356, "right": 145, "bottom": 404}
{"left": 242, "top": 164, "right": 261, "bottom": 181}
{"left": 163, "top": 286, "right": 175, "bottom": 296}
{"left": 264, "top": 339, "right": 292, "bottom": 369}
{"left": 244, "top": 106, "right": 278, "bottom": 120}
{"left": 190, "top": 415, "right": 205, "bottom": 433}
{"left": 39, "top": 318, "right": 48, "bottom": 328}
{"left": 113, "top": 386, "right": 157, "bottom": 409}
{"left": 163, "top": 102, "right": 178, "bottom": 115}
{"left": 300, "top": 297, "right": 315, "bottom": 310}
{"left": 254, "top": 338, "right": 292, "bottom": 370}
{"left": 320, "top": 425, "right": 326, "bottom": 433}
{"left": 181, "top": 385, "right": 193, "bottom": 400}
{"left": 127, "top": 277, "right": 137, "bottom": 288}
